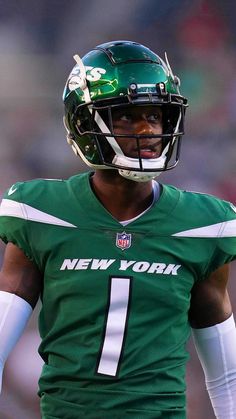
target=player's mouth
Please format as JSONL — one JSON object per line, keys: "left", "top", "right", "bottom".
{"left": 133, "top": 142, "right": 162, "bottom": 159}
{"left": 138, "top": 148, "right": 159, "bottom": 158}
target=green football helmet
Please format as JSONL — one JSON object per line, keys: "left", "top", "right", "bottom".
{"left": 63, "top": 40, "right": 188, "bottom": 182}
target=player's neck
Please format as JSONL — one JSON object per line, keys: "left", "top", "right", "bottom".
{"left": 90, "top": 170, "right": 154, "bottom": 221}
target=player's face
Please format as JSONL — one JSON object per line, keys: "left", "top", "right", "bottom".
{"left": 112, "top": 105, "right": 163, "bottom": 159}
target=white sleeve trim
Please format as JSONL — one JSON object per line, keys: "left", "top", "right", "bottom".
{"left": 172, "top": 219, "right": 236, "bottom": 237}
{"left": 0, "top": 199, "right": 77, "bottom": 228}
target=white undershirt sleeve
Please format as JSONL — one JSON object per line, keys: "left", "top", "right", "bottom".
{"left": 192, "top": 314, "right": 236, "bottom": 418}
{"left": 0, "top": 291, "right": 32, "bottom": 393}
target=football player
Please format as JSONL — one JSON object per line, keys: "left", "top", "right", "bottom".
{"left": 0, "top": 40, "right": 235, "bottom": 418}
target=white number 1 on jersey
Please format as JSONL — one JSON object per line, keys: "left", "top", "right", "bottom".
{"left": 96, "top": 276, "right": 132, "bottom": 377}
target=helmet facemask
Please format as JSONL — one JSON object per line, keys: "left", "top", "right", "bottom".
{"left": 63, "top": 41, "right": 188, "bottom": 181}
{"left": 69, "top": 99, "right": 185, "bottom": 182}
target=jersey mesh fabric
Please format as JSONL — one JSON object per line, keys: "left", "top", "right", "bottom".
{"left": 0, "top": 173, "right": 235, "bottom": 418}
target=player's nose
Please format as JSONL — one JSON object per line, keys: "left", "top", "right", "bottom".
{"left": 133, "top": 119, "right": 154, "bottom": 135}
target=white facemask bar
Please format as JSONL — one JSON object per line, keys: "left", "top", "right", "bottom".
{"left": 94, "top": 111, "right": 124, "bottom": 156}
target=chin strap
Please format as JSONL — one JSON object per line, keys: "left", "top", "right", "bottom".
{"left": 118, "top": 168, "right": 162, "bottom": 182}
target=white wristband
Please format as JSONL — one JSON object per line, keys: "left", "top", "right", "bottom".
{"left": 0, "top": 291, "right": 32, "bottom": 393}
{"left": 192, "top": 314, "right": 236, "bottom": 418}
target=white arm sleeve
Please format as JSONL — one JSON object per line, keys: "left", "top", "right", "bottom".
{"left": 0, "top": 291, "right": 32, "bottom": 393}
{"left": 192, "top": 314, "right": 236, "bottom": 419}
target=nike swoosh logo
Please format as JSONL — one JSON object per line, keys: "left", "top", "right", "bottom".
{"left": 8, "top": 185, "right": 17, "bottom": 196}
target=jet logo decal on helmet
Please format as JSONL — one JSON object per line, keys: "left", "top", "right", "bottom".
{"left": 68, "top": 65, "right": 107, "bottom": 91}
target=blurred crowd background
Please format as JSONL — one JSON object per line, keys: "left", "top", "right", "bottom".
{"left": 0, "top": 1, "right": 235, "bottom": 418}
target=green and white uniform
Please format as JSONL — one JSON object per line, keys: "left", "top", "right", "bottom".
{"left": 0, "top": 173, "right": 236, "bottom": 419}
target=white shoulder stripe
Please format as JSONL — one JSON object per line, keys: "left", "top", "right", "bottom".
{"left": 0, "top": 199, "right": 77, "bottom": 228}
{"left": 172, "top": 220, "right": 236, "bottom": 238}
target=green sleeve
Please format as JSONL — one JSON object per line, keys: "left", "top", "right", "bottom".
{"left": 211, "top": 202, "right": 236, "bottom": 271}
{"left": 0, "top": 182, "right": 34, "bottom": 261}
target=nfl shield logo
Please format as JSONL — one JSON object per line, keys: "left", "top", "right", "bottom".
{"left": 116, "top": 231, "right": 132, "bottom": 250}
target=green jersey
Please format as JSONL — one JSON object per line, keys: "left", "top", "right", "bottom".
{"left": 0, "top": 173, "right": 236, "bottom": 418}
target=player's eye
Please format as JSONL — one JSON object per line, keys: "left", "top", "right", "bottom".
{"left": 147, "top": 113, "right": 162, "bottom": 123}
{"left": 119, "top": 114, "right": 132, "bottom": 122}
{"left": 112, "top": 113, "right": 133, "bottom": 126}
